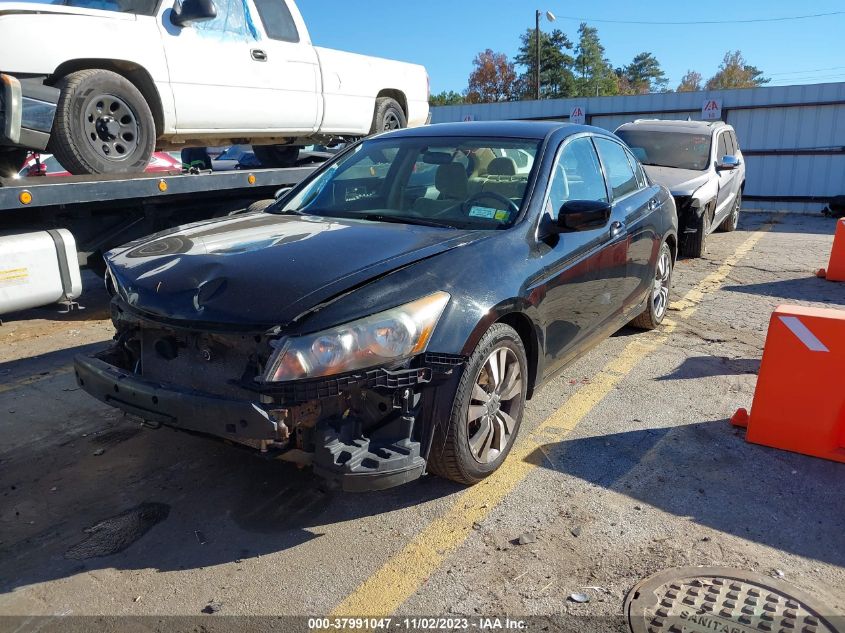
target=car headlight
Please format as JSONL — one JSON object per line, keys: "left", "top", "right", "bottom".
{"left": 263, "top": 291, "right": 450, "bottom": 382}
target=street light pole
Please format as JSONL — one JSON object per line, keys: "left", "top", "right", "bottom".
{"left": 535, "top": 10, "right": 555, "bottom": 101}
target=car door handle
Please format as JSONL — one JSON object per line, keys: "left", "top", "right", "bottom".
{"left": 609, "top": 221, "right": 625, "bottom": 237}
{"left": 648, "top": 198, "right": 660, "bottom": 211}
{"left": 251, "top": 49, "right": 267, "bottom": 62}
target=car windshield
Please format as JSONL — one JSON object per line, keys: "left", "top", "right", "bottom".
{"left": 274, "top": 136, "right": 542, "bottom": 230}
{"left": 617, "top": 130, "right": 712, "bottom": 171}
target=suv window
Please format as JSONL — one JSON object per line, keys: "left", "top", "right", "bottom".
{"left": 253, "top": 0, "right": 300, "bottom": 42}
{"left": 595, "top": 138, "right": 639, "bottom": 199}
{"left": 717, "top": 133, "right": 730, "bottom": 161}
{"left": 546, "top": 137, "right": 607, "bottom": 217}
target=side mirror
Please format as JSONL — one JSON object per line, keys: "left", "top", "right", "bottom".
{"left": 170, "top": 0, "right": 217, "bottom": 27}
{"left": 717, "top": 155, "right": 741, "bottom": 171}
{"left": 556, "top": 199, "right": 612, "bottom": 232}
{"left": 274, "top": 186, "right": 292, "bottom": 199}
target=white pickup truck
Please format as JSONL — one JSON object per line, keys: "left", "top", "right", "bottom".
{"left": 0, "top": 0, "right": 430, "bottom": 175}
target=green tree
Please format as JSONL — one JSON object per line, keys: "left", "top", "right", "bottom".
{"left": 677, "top": 70, "right": 703, "bottom": 92}
{"left": 618, "top": 52, "right": 667, "bottom": 94}
{"left": 465, "top": 49, "right": 519, "bottom": 103}
{"left": 514, "top": 28, "right": 576, "bottom": 99}
{"left": 574, "top": 23, "right": 618, "bottom": 97}
{"left": 429, "top": 90, "right": 464, "bottom": 106}
{"left": 706, "top": 51, "right": 769, "bottom": 90}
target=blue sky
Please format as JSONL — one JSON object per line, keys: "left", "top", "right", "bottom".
{"left": 298, "top": 1, "right": 845, "bottom": 94}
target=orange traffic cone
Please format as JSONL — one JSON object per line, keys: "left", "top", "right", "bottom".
{"left": 733, "top": 305, "right": 845, "bottom": 463}
{"left": 819, "top": 218, "right": 845, "bottom": 282}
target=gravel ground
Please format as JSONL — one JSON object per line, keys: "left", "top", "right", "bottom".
{"left": 0, "top": 212, "right": 842, "bottom": 629}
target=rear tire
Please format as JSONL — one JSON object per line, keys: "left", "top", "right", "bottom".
{"left": 252, "top": 145, "right": 300, "bottom": 168}
{"left": 680, "top": 203, "right": 711, "bottom": 258}
{"left": 49, "top": 69, "right": 155, "bottom": 175}
{"left": 630, "top": 241, "right": 673, "bottom": 330}
{"left": 369, "top": 97, "right": 407, "bottom": 135}
{"left": 717, "top": 189, "right": 742, "bottom": 232}
{"left": 0, "top": 148, "right": 27, "bottom": 178}
{"left": 427, "top": 323, "right": 528, "bottom": 485}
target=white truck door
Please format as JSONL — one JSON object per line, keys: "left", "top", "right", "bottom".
{"left": 157, "top": 0, "right": 269, "bottom": 131}
{"left": 246, "top": 0, "right": 320, "bottom": 132}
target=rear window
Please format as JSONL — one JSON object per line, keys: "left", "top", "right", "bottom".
{"left": 252, "top": 0, "right": 299, "bottom": 42}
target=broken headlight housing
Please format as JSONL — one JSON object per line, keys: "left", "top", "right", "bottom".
{"left": 263, "top": 291, "right": 450, "bottom": 382}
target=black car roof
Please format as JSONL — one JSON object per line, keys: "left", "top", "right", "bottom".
{"left": 379, "top": 120, "right": 611, "bottom": 142}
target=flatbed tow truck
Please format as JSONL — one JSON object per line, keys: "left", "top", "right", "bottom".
{"left": 0, "top": 164, "right": 318, "bottom": 315}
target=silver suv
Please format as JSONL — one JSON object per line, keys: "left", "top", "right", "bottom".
{"left": 615, "top": 119, "right": 745, "bottom": 258}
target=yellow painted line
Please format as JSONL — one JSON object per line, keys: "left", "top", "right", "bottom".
{"left": 0, "top": 366, "right": 74, "bottom": 395}
{"left": 330, "top": 220, "right": 779, "bottom": 618}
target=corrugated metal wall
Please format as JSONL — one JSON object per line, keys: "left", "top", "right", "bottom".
{"left": 431, "top": 82, "right": 845, "bottom": 212}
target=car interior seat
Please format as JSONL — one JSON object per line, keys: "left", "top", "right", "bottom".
{"left": 487, "top": 157, "right": 518, "bottom": 176}
{"left": 413, "top": 163, "right": 468, "bottom": 214}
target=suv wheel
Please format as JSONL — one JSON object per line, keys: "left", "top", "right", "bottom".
{"left": 427, "top": 323, "right": 528, "bottom": 485}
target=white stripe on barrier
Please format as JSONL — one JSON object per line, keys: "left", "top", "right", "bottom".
{"left": 779, "top": 316, "right": 830, "bottom": 353}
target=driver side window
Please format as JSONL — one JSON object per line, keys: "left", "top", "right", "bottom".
{"left": 545, "top": 137, "right": 608, "bottom": 217}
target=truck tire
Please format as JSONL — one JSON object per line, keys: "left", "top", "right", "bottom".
{"left": 253, "top": 145, "right": 300, "bottom": 168}
{"left": 680, "top": 202, "right": 712, "bottom": 258}
{"left": 369, "top": 97, "right": 407, "bottom": 135}
{"left": 0, "top": 148, "right": 27, "bottom": 178}
{"left": 717, "top": 188, "right": 742, "bottom": 232}
{"left": 427, "top": 323, "right": 528, "bottom": 485}
{"left": 49, "top": 69, "right": 155, "bottom": 176}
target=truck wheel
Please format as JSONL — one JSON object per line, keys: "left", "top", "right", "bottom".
{"left": 369, "top": 97, "right": 407, "bottom": 135}
{"left": 253, "top": 145, "right": 300, "bottom": 168}
{"left": 0, "top": 148, "right": 27, "bottom": 178}
{"left": 717, "top": 189, "right": 742, "bottom": 232}
{"left": 427, "top": 323, "right": 528, "bottom": 485}
{"left": 680, "top": 203, "right": 712, "bottom": 258}
{"left": 49, "top": 69, "right": 155, "bottom": 176}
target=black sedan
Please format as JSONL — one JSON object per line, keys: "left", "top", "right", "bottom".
{"left": 75, "top": 121, "right": 678, "bottom": 491}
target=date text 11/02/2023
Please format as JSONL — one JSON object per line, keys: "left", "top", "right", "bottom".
{"left": 307, "top": 617, "right": 528, "bottom": 630}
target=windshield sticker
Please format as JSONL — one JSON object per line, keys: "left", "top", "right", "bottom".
{"left": 468, "top": 206, "right": 498, "bottom": 219}
{"left": 494, "top": 210, "right": 510, "bottom": 222}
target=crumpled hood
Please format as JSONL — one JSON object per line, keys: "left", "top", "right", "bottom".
{"left": 0, "top": 2, "right": 135, "bottom": 19}
{"left": 106, "top": 213, "right": 482, "bottom": 328}
{"left": 643, "top": 165, "right": 710, "bottom": 197}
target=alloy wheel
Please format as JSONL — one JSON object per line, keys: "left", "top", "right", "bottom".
{"left": 467, "top": 346, "right": 522, "bottom": 464}
{"left": 652, "top": 248, "right": 672, "bottom": 320}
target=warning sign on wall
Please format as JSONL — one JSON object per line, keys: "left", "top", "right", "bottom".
{"left": 570, "top": 106, "right": 586, "bottom": 125}
{"left": 701, "top": 99, "right": 723, "bottom": 121}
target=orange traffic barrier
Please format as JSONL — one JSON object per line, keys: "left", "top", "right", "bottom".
{"left": 732, "top": 304, "right": 845, "bottom": 463}
{"left": 817, "top": 218, "right": 845, "bottom": 282}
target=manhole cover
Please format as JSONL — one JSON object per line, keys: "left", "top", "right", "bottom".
{"left": 625, "top": 567, "right": 842, "bottom": 633}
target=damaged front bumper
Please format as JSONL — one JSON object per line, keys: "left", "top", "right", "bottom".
{"left": 1, "top": 73, "right": 58, "bottom": 151}
{"left": 74, "top": 349, "right": 464, "bottom": 492}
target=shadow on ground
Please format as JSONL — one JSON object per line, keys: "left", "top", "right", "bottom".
{"left": 656, "top": 355, "right": 759, "bottom": 380}
{"left": 0, "top": 412, "right": 460, "bottom": 595}
{"left": 722, "top": 276, "right": 843, "bottom": 304}
{"left": 525, "top": 420, "right": 845, "bottom": 567}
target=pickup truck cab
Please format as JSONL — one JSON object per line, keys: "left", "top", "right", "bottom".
{"left": 0, "top": 0, "right": 430, "bottom": 176}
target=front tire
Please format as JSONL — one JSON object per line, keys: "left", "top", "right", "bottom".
{"left": 630, "top": 241, "right": 673, "bottom": 330}
{"left": 680, "top": 202, "right": 712, "bottom": 258}
{"left": 427, "top": 323, "right": 528, "bottom": 485}
{"left": 369, "top": 97, "right": 407, "bottom": 135}
{"left": 49, "top": 69, "right": 155, "bottom": 175}
{"left": 253, "top": 144, "right": 300, "bottom": 168}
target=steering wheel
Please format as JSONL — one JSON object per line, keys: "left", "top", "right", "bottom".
{"left": 462, "top": 191, "right": 519, "bottom": 216}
